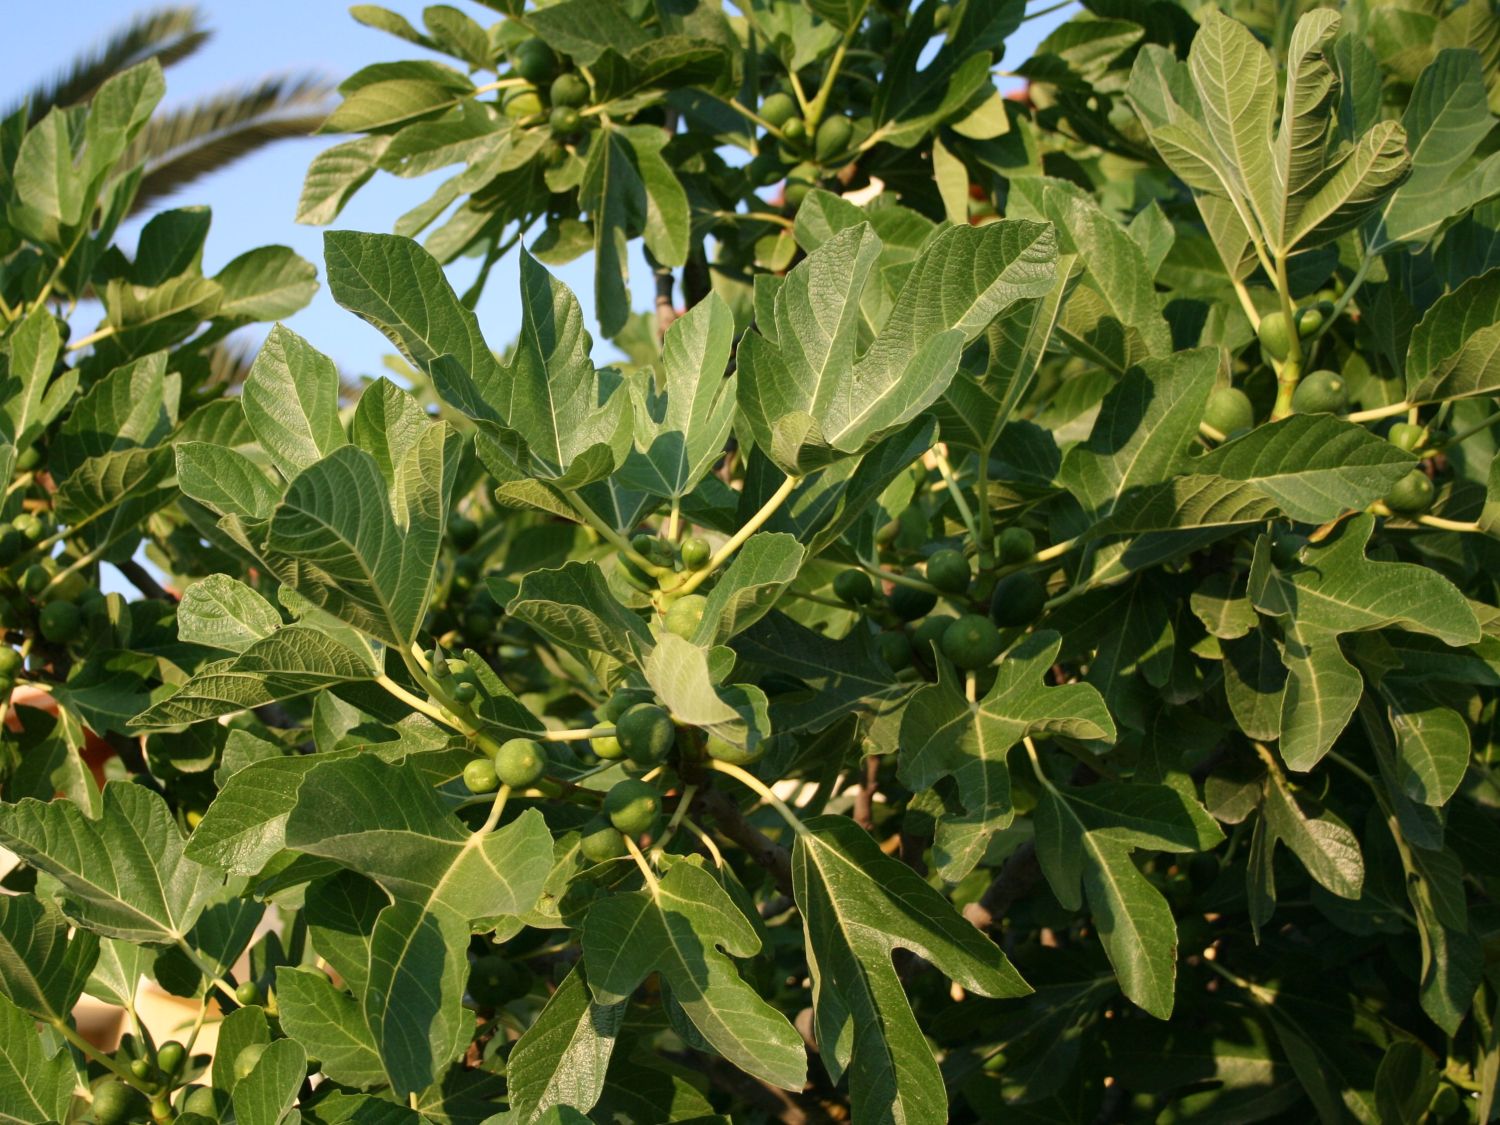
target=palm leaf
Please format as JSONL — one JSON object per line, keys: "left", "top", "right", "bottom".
{"left": 5, "top": 6, "right": 208, "bottom": 125}
{"left": 126, "top": 75, "right": 336, "bottom": 214}
{"left": 208, "top": 335, "right": 362, "bottom": 403}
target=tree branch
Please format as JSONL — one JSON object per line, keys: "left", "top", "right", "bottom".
{"left": 704, "top": 1058, "right": 825, "bottom": 1124}
{"left": 115, "top": 558, "right": 175, "bottom": 602}
{"left": 963, "top": 842, "right": 1041, "bottom": 933}
{"left": 654, "top": 262, "right": 677, "bottom": 339}
{"left": 683, "top": 244, "right": 711, "bottom": 308}
{"left": 689, "top": 780, "right": 794, "bottom": 896}
{"left": 853, "top": 754, "right": 878, "bottom": 830}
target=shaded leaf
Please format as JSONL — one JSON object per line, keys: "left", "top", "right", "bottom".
{"left": 583, "top": 859, "right": 805, "bottom": 1090}
{"left": 792, "top": 816, "right": 1029, "bottom": 1123}
{"left": 1249, "top": 516, "right": 1480, "bottom": 768}
{"left": 898, "top": 631, "right": 1115, "bottom": 881}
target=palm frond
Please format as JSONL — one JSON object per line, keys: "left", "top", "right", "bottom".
{"left": 127, "top": 75, "right": 336, "bottom": 214}
{"left": 205, "top": 337, "right": 258, "bottom": 391}
{"left": 208, "top": 335, "right": 361, "bottom": 402}
{"left": 6, "top": 6, "right": 209, "bottom": 125}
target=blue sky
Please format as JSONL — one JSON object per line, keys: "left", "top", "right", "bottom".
{"left": 7, "top": 0, "right": 1076, "bottom": 377}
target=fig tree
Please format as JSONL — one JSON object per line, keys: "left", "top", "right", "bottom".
{"left": 911, "top": 614, "right": 957, "bottom": 656}
{"left": 783, "top": 162, "right": 819, "bottom": 207}
{"left": 180, "top": 1087, "right": 219, "bottom": 1117}
{"left": 679, "top": 536, "right": 711, "bottom": 570}
{"left": 468, "top": 953, "right": 531, "bottom": 1006}
{"left": 600, "top": 687, "right": 653, "bottom": 720}
{"left": 760, "top": 92, "right": 797, "bottom": 128}
{"left": 814, "top": 114, "right": 853, "bottom": 162}
{"left": 155, "top": 1041, "right": 184, "bottom": 1075}
{"left": 502, "top": 87, "right": 545, "bottom": 119}
{"left": 39, "top": 600, "right": 80, "bottom": 643}
{"left": 878, "top": 629, "right": 913, "bottom": 671}
{"left": 20, "top": 563, "right": 50, "bottom": 597}
{"left": 591, "top": 734, "right": 626, "bottom": 760}
{"left": 1387, "top": 422, "right": 1425, "bottom": 451}
{"left": 11, "top": 512, "right": 43, "bottom": 541}
{"left": 1257, "top": 307, "right": 1320, "bottom": 360}
{"left": 833, "top": 569, "right": 874, "bottom": 604}
{"left": 92, "top": 1081, "right": 143, "bottom": 1125}
{"left": 448, "top": 514, "right": 479, "bottom": 549}
{"left": 996, "top": 527, "right": 1036, "bottom": 564}
{"left": 704, "top": 733, "right": 764, "bottom": 765}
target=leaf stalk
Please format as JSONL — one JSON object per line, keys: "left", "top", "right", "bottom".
{"left": 704, "top": 758, "right": 808, "bottom": 837}
{"left": 673, "top": 472, "right": 801, "bottom": 596}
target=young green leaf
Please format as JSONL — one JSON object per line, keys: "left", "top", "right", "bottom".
{"left": 690, "top": 532, "right": 805, "bottom": 645}
{"left": 1375, "top": 49, "right": 1500, "bottom": 250}
{"left": 283, "top": 756, "right": 553, "bottom": 1092}
{"left": 50, "top": 350, "right": 175, "bottom": 481}
{"left": 1406, "top": 269, "right": 1500, "bottom": 403}
{"left": 258, "top": 433, "right": 459, "bottom": 648}
{"left": 507, "top": 561, "right": 655, "bottom": 666}
{"left": 618, "top": 294, "right": 737, "bottom": 501}
{"left": 283, "top": 756, "right": 553, "bottom": 919}
{"left": 1033, "top": 777, "right": 1212, "bottom": 1018}
{"left": 644, "top": 633, "right": 769, "bottom": 752}
{"left": 1011, "top": 179, "right": 1170, "bottom": 369}
{"left": 0, "top": 308, "right": 65, "bottom": 460}
{"left": 212, "top": 245, "right": 319, "bottom": 322}
{"left": 579, "top": 124, "right": 690, "bottom": 334}
{"left": 326, "top": 231, "right": 632, "bottom": 488}
{"left": 175, "top": 574, "right": 283, "bottom": 652}
{"left": 242, "top": 324, "right": 349, "bottom": 480}
{"left": 1059, "top": 348, "right": 1219, "bottom": 521}
{"left": 1246, "top": 756, "right": 1364, "bottom": 939}
{"left": 175, "top": 442, "right": 282, "bottom": 519}
{"left": 1193, "top": 414, "right": 1417, "bottom": 523}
